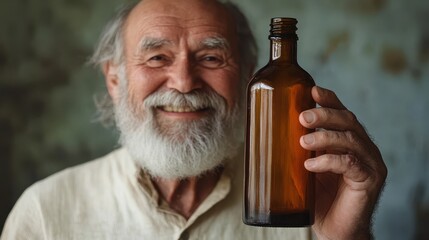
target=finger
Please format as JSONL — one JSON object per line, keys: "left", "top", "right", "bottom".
{"left": 299, "top": 108, "right": 368, "bottom": 140}
{"left": 304, "top": 154, "right": 370, "bottom": 184}
{"left": 300, "top": 106, "right": 375, "bottom": 151}
{"left": 299, "top": 108, "right": 358, "bottom": 130}
{"left": 312, "top": 86, "right": 346, "bottom": 110}
{"left": 300, "top": 130, "right": 368, "bottom": 159}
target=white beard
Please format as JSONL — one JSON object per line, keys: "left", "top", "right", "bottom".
{"left": 114, "top": 76, "right": 244, "bottom": 179}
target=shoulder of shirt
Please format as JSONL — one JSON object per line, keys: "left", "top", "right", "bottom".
{"left": 25, "top": 147, "right": 136, "bottom": 197}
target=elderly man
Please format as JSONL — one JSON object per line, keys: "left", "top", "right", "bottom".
{"left": 1, "top": 0, "right": 387, "bottom": 239}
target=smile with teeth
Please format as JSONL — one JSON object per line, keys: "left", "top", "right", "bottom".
{"left": 158, "top": 105, "right": 208, "bottom": 113}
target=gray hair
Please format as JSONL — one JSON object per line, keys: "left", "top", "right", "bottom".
{"left": 89, "top": 2, "right": 138, "bottom": 68}
{"left": 90, "top": 0, "right": 258, "bottom": 126}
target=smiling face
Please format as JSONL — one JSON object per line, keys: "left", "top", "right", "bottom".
{"left": 106, "top": 0, "right": 244, "bottom": 178}
{"left": 109, "top": 0, "right": 241, "bottom": 120}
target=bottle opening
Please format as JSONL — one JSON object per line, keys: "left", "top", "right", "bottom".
{"left": 269, "top": 17, "right": 298, "bottom": 40}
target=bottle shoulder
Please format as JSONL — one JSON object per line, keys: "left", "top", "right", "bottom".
{"left": 248, "top": 63, "right": 315, "bottom": 88}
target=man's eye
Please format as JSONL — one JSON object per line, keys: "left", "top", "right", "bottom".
{"left": 149, "top": 55, "right": 165, "bottom": 61}
{"left": 203, "top": 56, "right": 219, "bottom": 62}
{"left": 200, "top": 55, "right": 225, "bottom": 68}
{"left": 146, "top": 55, "right": 169, "bottom": 68}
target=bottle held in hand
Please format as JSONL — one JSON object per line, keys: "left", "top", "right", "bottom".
{"left": 244, "top": 17, "right": 315, "bottom": 227}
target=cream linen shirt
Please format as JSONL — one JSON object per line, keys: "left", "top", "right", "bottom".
{"left": 1, "top": 148, "right": 311, "bottom": 240}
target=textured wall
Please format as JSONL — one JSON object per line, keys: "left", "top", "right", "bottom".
{"left": 0, "top": 0, "right": 127, "bottom": 230}
{"left": 1, "top": 0, "right": 428, "bottom": 239}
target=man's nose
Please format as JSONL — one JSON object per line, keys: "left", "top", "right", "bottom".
{"left": 166, "top": 58, "right": 202, "bottom": 93}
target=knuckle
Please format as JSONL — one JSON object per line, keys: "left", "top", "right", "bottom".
{"left": 318, "top": 108, "right": 333, "bottom": 122}
{"left": 319, "top": 154, "right": 337, "bottom": 170}
{"left": 332, "top": 131, "right": 343, "bottom": 142}
{"left": 344, "top": 130, "right": 360, "bottom": 145}
{"left": 318, "top": 130, "right": 342, "bottom": 145}
{"left": 341, "top": 154, "right": 358, "bottom": 166}
{"left": 344, "top": 110, "right": 358, "bottom": 124}
{"left": 320, "top": 154, "right": 332, "bottom": 163}
{"left": 317, "top": 130, "right": 330, "bottom": 142}
{"left": 341, "top": 154, "right": 364, "bottom": 174}
{"left": 321, "top": 108, "right": 332, "bottom": 122}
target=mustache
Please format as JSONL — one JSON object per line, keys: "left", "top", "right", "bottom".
{"left": 143, "top": 89, "right": 228, "bottom": 115}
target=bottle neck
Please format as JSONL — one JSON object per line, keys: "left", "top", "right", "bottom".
{"left": 269, "top": 38, "right": 297, "bottom": 64}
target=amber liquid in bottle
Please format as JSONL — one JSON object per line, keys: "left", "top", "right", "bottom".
{"left": 243, "top": 18, "right": 315, "bottom": 227}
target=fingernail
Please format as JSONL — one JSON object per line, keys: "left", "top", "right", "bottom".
{"left": 302, "top": 111, "right": 315, "bottom": 124}
{"left": 305, "top": 159, "right": 316, "bottom": 168}
{"left": 303, "top": 134, "right": 315, "bottom": 145}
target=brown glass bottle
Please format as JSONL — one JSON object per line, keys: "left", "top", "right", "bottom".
{"left": 243, "top": 18, "right": 315, "bottom": 227}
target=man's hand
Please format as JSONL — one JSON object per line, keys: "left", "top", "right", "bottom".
{"left": 299, "top": 86, "right": 387, "bottom": 240}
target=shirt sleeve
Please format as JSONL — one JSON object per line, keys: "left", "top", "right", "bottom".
{"left": 1, "top": 186, "right": 46, "bottom": 240}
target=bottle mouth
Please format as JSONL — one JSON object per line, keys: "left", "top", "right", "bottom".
{"left": 269, "top": 17, "right": 298, "bottom": 40}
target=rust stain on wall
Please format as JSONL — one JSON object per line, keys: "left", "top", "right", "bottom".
{"left": 347, "top": 0, "right": 387, "bottom": 14}
{"left": 380, "top": 46, "right": 408, "bottom": 74}
{"left": 320, "top": 31, "right": 350, "bottom": 63}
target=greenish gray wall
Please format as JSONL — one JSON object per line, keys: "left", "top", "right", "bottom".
{"left": 1, "top": 0, "right": 428, "bottom": 239}
{"left": 0, "top": 0, "right": 129, "bottom": 231}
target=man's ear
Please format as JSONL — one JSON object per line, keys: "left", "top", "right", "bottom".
{"left": 102, "top": 61, "right": 121, "bottom": 103}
